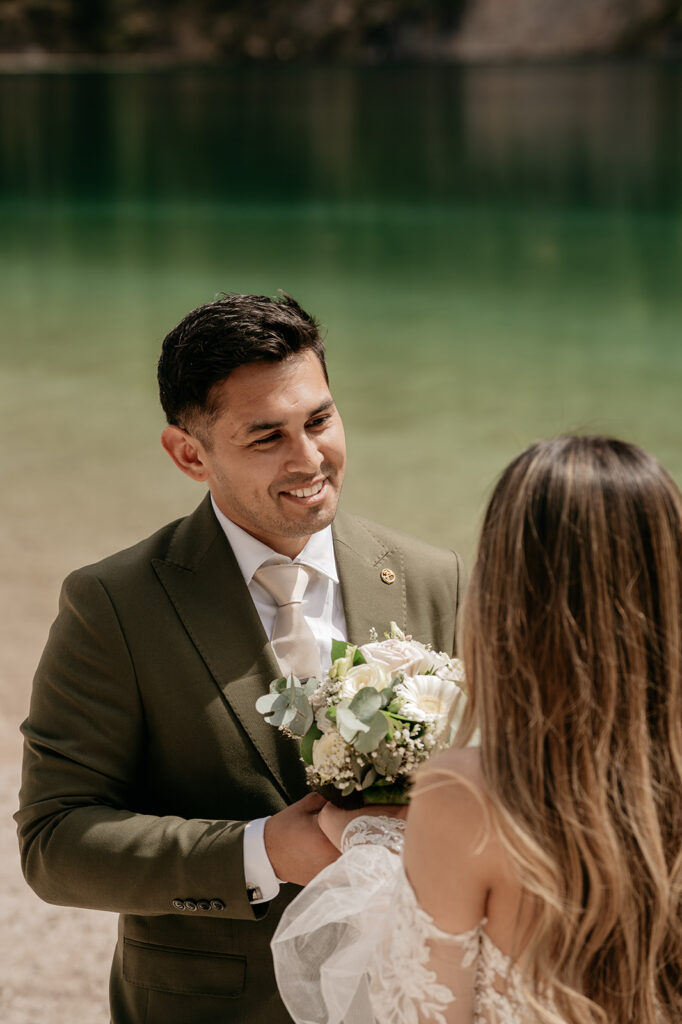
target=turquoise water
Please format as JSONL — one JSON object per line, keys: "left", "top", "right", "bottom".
{"left": 1, "top": 64, "right": 681, "bottom": 570}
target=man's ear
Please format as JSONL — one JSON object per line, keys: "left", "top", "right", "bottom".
{"left": 161, "top": 425, "right": 210, "bottom": 482}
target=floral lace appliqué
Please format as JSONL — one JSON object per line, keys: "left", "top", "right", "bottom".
{"left": 342, "top": 815, "right": 407, "bottom": 854}
{"left": 343, "top": 816, "right": 531, "bottom": 1023}
{"left": 342, "top": 817, "right": 479, "bottom": 1023}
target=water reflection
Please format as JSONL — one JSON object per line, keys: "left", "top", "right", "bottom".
{"left": 1, "top": 64, "right": 680, "bottom": 207}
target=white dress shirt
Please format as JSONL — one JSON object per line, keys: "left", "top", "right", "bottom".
{"left": 211, "top": 496, "right": 348, "bottom": 903}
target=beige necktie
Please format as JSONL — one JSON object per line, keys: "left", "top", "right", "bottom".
{"left": 254, "top": 563, "right": 322, "bottom": 680}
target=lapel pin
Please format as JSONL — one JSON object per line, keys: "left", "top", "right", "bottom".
{"left": 380, "top": 568, "right": 396, "bottom": 585}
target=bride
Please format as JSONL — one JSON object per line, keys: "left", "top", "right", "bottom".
{"left": 271, "top": 435, "right": 682, "bottom": 1023}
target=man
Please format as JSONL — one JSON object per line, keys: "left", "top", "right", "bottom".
{"left": 16, "top": 292, "right": 464, "bottom": 1023}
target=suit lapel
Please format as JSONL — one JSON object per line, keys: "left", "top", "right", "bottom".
{"left": 332, "top": 510, "right": 407, "bottom": 645}
{"left": 151, "top": 501, "right": 405, "bottom": 801}
{"left": 152, "top": 495, "right": 307, "bottom": 801}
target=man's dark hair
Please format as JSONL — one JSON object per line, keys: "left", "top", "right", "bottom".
{"left": 157, "top": 292, "right": 327, "bottom": 432}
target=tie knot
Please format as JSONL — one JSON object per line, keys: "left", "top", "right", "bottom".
{"left": 254, "top": 563, "right": 315, "bottom": 608}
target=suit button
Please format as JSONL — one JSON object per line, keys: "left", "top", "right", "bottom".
{"left": 197, "top": 900, "right": 210, "bottom": 911}
{"left": 210, "top": 899, "right": 225, "bottom": 912}
{"left": 184, "top": 899, "right": 197, "bottom": 911}
{"left": 172, "top": 899, "right": 185, "bottom": 911}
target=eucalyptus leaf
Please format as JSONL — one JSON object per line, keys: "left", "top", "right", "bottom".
{"left": 300, "top": 724, "right": 323, "bottom": 765}
{"left": 336, "top": 705, "right": 370, "bottom": 742}
{"left": 269, "top": 676, "right": 290, "bottom": 694}
{"left": 349, "top": 686, "right": 382, "bottom": 722}
{"left": 260, "top": 705, "right": 293, "bottom": 729}
{"left": 260, "top": 690, "right": 313, "bottom": 735}
{"left": 360, "top": 767, "right": 378, "bottom": 789}
{"left": 280, "top": 705, "right": 300, "bottom": 728}
{"left": 281, "top": 693, "right": 315, "bottom": 736}
{"left": 341, "top": 781, "right": 358, "bottom": 797}
{"left": 255, "top": 691, "right": 286, "bottom": 715}
{"left": 379, "top": 687, "right": 395, "bottom": 709}
{"left": 353, "top": 711, "right": 391, "bottom": 754}
{"left": 372, "top": 740, "right": 404, "bottom": 776}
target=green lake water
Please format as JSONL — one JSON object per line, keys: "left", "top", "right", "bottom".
{"left": 1, "top": 63, "right": 681, "bottom": 599}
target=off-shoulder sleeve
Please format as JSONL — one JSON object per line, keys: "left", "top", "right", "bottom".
{"left": 271, "top": 816, "right": 482, "bottom": 1024}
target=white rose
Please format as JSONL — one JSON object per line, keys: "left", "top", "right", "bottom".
{"left": 339, "top": 662, "right": 391, "bottom": 699}
{"left": 358, "top": 637, "right": 431, "bottom": 677}
{"left": 311, "top": 730, "right": 350, "bottom": 782}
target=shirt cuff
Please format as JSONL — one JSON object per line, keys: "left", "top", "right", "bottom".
{"left": 243, "top": 817, "right": 282, "bottom": 904}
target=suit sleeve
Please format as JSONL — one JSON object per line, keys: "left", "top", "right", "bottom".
{"left": 15, "top": 569, "right": 262, "bottom": 922}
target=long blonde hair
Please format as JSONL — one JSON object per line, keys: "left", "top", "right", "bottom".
{"left": 458, "top": 436, "right": 682, "bottom": 1023}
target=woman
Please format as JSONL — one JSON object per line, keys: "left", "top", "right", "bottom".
{"left": 272, "top": 436, "right": 682, "bottom": 1023}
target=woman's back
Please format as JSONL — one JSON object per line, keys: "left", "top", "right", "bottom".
{"left": 404, "top": 746, "right": 543, "bottom": 1021}
{"left": 405, "top": 746, "right": 528, "bottom": 954}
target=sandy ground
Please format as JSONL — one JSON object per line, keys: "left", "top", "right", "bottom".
{"left": 0, "top": 729, "right": 117, "bottom": 1023}
{"left": 1, "top": 653, "right": 117, "bottom": 1023}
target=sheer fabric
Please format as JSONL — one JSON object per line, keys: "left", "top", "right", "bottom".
{"left": 272, "top": 816, "right": 534, "bottom": 1024}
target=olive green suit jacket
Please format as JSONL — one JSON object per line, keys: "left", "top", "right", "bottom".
{"left": 16, "top": 495, "right": 464, "bottom": 1024}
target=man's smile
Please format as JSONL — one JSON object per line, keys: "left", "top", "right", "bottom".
{"left": 280, "top": 478, "right": 328, "bottom": 505}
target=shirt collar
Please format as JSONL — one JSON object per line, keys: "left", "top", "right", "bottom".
{"left": 210, "top": 494, "right": 339, "bottom": 586}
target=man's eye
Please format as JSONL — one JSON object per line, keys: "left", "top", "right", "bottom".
{"left": 252, "top": 433, "right": 280, "bottom": 446}
{"left": 308, "top": 415, "right": 330, "bottom": 429}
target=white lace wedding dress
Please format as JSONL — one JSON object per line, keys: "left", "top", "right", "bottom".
{"left": 272, "top": 816, "right": 533, "bottom": 1024}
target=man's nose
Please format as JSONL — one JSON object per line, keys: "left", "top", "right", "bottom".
{"left": 285, "top": 433, "right": 323, "bottom": 474}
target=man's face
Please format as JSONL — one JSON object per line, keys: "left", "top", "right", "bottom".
{"left": 196, "top": 350, "right": 346, "bottom": 557}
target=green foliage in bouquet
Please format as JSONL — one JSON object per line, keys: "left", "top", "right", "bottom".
{"left": 255, "top": 674, "right": 317, "bottom": 736}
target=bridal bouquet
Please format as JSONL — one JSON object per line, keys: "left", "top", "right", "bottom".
{"left": 256, "top": 623, "right": 465, "bottom": 806}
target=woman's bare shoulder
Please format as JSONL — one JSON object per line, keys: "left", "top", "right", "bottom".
{"left": 413, "top": 745, "right": 486, "bottom": 796}
{"left": 408, "top": 747, "right": 509, "bottom": 884}
{"left": 407, "top": 747, "right": 526, "bottom": 940}
{"left": 405, "top": 747, "right": 496, "bottom": 930}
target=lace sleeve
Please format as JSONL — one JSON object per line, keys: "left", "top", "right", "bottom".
{"left": 341, "top": 814, "right": 407, "bottom": 853}
{"left": 271, "top": 838, "right": 482, "bottom": 1023}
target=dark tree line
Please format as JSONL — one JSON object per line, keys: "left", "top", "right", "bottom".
{"left": 0, "top": 0, "right": 679, "bottom": 61}
{"left": 0, "top": 1, "right": 465, "bottom": 59}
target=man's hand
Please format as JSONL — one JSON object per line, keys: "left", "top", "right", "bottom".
{"left": 264, "top": 793, "right": 340, "bottom": 886}
{"left": 318, "top": 802, "right": 408, "bottom": 850}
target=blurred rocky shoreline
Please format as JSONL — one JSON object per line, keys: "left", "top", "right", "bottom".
{"left": 0, "top": 0, "right": 681, "bottom": 69}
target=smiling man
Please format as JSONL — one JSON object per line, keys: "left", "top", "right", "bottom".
{"left": 161, "top": 348, "right": 346, "bottom": 557}
{"left": 16, "top": 292, "right": 465, "bottom": 1024}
